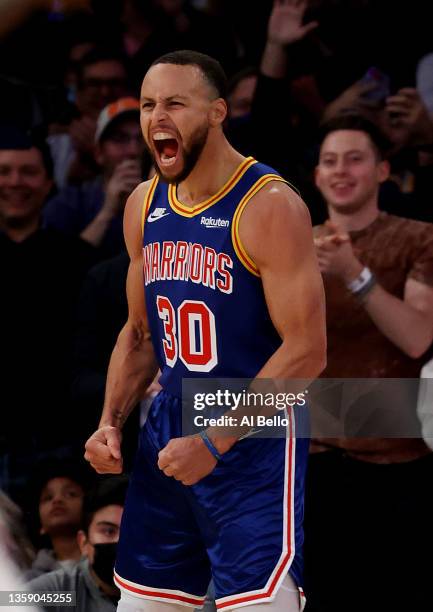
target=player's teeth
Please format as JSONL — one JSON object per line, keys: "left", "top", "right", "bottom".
{"left": 154, "top": 133, "right": 173, "bottom": 140}
{"left": 161, "top": 153, "right": 176, "bottom": 165}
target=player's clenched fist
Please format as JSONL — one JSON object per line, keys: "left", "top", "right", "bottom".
{"left": 84, "top": 426, "right": 123, "bottom": 474}
{"left": 158, "top": 437, "right": 218, "bottom": 486}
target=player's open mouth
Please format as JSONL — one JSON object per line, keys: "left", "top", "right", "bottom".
{"left": 153, "top": 132, "right": 180, "bottom": 167}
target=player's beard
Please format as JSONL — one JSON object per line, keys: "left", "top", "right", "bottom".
{"left": 151, "top": 123, "right": 209, "bottom": 185}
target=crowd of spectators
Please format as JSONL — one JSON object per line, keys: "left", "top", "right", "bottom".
{"left": 1, "top": 1, "right": 433, "bottom": 611}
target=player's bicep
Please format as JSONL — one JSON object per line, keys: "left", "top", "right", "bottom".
{"left": 123, "top": 181, "right": 151, "bottom": 327}
{"left": 126, "top": 256, "right": 147, "bottom": 323}
{"left": 240, "top": 185, "right": 326, "bottom": 346}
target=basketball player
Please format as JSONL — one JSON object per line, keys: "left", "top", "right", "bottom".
{"left": 84, "top": 50, "right": 326, "bottom": 612}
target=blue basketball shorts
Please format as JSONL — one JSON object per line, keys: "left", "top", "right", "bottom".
{"left": 114, "top": 391, "right": 308, "bottom": 610}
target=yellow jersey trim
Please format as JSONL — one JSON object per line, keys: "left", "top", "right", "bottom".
{"left": 167, "top": 156, "right": 256, "bottom": 218}
{"left": 232, "top": 174, "right": 287, "bottom": 277}
{"left": 141, "top": 175, "right": 159, "bottom": 236}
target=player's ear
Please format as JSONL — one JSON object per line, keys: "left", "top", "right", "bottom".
{"left": 209, "top": 98, "right": 227, "bottom": 127}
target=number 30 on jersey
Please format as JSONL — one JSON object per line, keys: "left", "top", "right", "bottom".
{"left": 156, "top": 295, "right": 218, "bottom": 372}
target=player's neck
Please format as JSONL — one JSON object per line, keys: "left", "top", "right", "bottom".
{"left": 328, "top": 199, "right": 380, "bottom": 232}
{"left": 176, "top": 137, "right": 244, "bottom": 207}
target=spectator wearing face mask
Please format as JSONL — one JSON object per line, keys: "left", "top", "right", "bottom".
{"left": 27, "top": 475, "right": 128, "bottom": 612}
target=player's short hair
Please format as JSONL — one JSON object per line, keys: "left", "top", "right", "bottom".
{"left": 81, "top": 475, "right": 129, "bottom": 534}
{"left": 0, "top": 125, "right": 54, "bottom": 178}
{"left": 150, "top": 50, "right": 228, "bottom": 100}
{"left": 318, "top": 114, "right": 390, "bottom": 160}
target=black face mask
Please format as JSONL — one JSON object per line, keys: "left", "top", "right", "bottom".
{"left": 91, "top": 543, "right": 118, "bottom": 586}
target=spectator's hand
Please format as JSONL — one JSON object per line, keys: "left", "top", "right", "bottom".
{"left": 323, "top": 80, "right": 382, "bottom": 121}
{"left": 84, "top": 426, "right": 123, "bottom": 474}
{"left": 267, "top": 0, "right": 318, "bottom": 46}
{"left": 69, "top": 116, "right": 96, "bottom": 155}
{"left": 158, "top": 436, "right": 217, "bottom": 486}
{"left": 385, "top": 88, "right": 433, "bottom": 147}
{"left": 314, "top": 221, "right": 363, "bottom": 283}
{"left": 103, "top": 160, "right": 143, "bottom": 217}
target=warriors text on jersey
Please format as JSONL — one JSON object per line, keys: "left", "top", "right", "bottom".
{"left": 142, "top": 156, "right": 287, "bottom": 397}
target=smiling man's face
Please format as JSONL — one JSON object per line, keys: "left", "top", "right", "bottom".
{"left": 315, "top": 129, "right": 389, "bottom": 214}
{"left": 0, "top": 148, "right": 52, "bottom": 228}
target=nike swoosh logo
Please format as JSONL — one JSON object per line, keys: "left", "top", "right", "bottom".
{"left": 147, "top": 212, "right": 170, "bottom": 223}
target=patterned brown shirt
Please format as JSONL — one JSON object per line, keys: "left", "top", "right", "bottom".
{"left": 314, "top": 212, "right": 433, "bottom": 461}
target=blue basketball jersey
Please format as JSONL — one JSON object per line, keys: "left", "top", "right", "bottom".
{"left": 142, "top": 156, "right": 287, "bottom": 397}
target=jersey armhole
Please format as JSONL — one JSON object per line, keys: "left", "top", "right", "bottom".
{"left": 141, "top": 175, "right": 159, "bottom": 236}
{"left": 231, "top": 174, "right": 288, "bottom": 277}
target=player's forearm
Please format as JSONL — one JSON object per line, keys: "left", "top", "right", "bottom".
{"left": 209, "top": 338, "right": 326, "bottom": 454}
{"left": 363, "top": 284, "right": 433, "bottom": 358}
{"left": 256, "top": 336, "right": 326, "bottom": 382}
{"left": 99, "top": 322, "right": 158, "bottom": 429}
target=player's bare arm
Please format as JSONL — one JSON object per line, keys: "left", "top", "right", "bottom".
{"left": 241, "top": 181, "right": 327, "bottom": 381}
{"left": 206, "top": 182, "right": 327, "bottom": 449}
{"left": 158, "top": 182, "right": 327, "bottom": 484}
{"left": 85, "top": 180, "right": 159, "bottom": 474}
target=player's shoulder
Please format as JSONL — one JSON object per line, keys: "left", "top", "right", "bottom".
{"left": 245, "top": 179, "right": 310, "bottom": 229}
{"left": 124, "top": 177, "right": 157, "bottom": 223}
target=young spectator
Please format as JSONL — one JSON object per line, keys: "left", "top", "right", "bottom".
{"left": 47, "top": 48, "right": 130, "bottom": 187}
{"left": 304, "top": 114, "right": 433, "bottom": 612}
{"left": 322, "top": 77, "right": 433, "bottom": 222}
{"left": 44, "top": 98, "right": 148, "bottom": 259}
{"left": 25, "top": 461, "right": 91, "bottom": 580}
{"left": 27, "top": 475, "right": 128, "bottom": 612}
{"left": 0, "top": 127, "right": 95, "bottom": 503}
